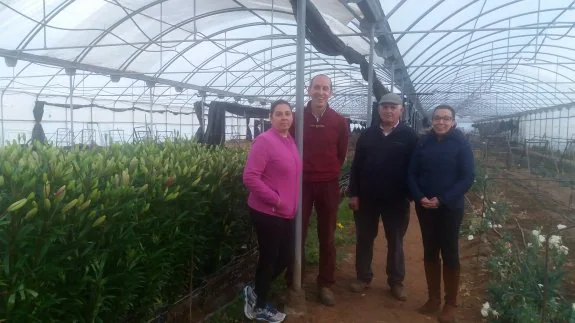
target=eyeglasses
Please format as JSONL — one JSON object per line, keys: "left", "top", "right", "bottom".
{"left": 433, "top": 116, "right": 453, "bottom": 122}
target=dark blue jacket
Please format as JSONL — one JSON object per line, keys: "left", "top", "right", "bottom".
{"left": 407, "top": 128, "right": 475, "bottom": 209}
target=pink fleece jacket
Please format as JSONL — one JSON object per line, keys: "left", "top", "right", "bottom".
{"left": 243, "top": 128, "right": 302, "bottom": 219}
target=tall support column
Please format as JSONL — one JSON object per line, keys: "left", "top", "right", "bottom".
{"left": 146, "top": 81, "right": 155, "bottom": 137}
{"left": 367, "top": 23, "right": 375, "bottom": 126}
{"left": 1, "top": 91, "right": 5, "bottom": 146}
{"left": 390, "top": 60, "right": 395, "bottom": 93}
{"left": 66, "top": 68, "right": 76, "bottom": 145}
{"left": 294, "top": 0, "right": 307, "bottom": 292}
{"left": 200, "top": 91, "right": 206, "bottom": 136}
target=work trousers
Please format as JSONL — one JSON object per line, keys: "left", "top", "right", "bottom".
{"left": 414, "top": 204, "right": 464, "bottom": 268}
{"left": 251, "top": 208, "right": 295, "bottom": 309}
{"left": 354, "top": 199, "right": 410, "bottom": 287}
{"left": 286, "top": 179, "right": 340, "bottom": 288}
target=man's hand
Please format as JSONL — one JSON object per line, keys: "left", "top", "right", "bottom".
{"left": 420, "top": 197, "right": 438, "bottom": 209}
{"left": 348, "top": 197, "right": 359, "bottom": 211}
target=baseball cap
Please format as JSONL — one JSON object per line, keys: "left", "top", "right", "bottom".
{"left": 378, "top": 93, "right": 402, "bottom": 105}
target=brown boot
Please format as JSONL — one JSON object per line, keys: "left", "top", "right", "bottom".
{"left": 418, "top": 261, "right": 442, "bottom": 314}
{"left": 438, "top": 264, "right": 460, "bottom": 323}
{"left": 319, "top": 287, "right": 335, "bottom": 306}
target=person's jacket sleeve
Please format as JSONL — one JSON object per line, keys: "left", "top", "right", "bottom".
{"left": 242, "top": 136, "right": 280, "bottom": 206}
{"left": 348, "top": 132, "right": 365, "bottom": 197}
{"left": 407, "top": 141, "right": 425, "bottom": 202}
{"left": 438, "top": 140, "right": 475, "bottom": 206}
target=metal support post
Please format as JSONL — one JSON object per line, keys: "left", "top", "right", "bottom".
{"left": 390, "top": 60, "right": 395, "bottom": 94}
{"left": 294, "top": 0, "right": 306, "bottom": 292}
{"left": 367, "top": 23, "right": 375, "bottom": 126}
{"left": 67, "top": 69, "right": 76, "bottom": 145}
{"left": 1, "top": 91, "right": 4, "bottom": 146}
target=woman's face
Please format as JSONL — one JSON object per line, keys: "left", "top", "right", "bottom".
{"left": 432, "top": 108, "right": 454, "bottom": 135}
{"left": 270, "top": 103, "right": 293, "bottom": 132}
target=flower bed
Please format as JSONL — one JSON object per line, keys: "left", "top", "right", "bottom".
{"left": 0, "top": 139, "right": 251, "bottom": 322}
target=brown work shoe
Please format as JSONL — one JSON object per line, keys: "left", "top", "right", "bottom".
{"left": 390, "top": 284, "right": 407, "bottom": 301}
{"left": 350, "top": 280, "right": 369, "bottom": 293}
{"left": 319, "top": 287, "right": 336, "bottom": 306}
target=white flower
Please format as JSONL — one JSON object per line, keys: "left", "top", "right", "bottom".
{"left": 538, "top": 284, "right": 544, "bottom": 289}
{"left": 490, "top": 207, "right": 495, "bottom": 212}
{"left": 487, "top": 222, "right": 493, "bottom": 228}
{"left": 482, "top": 302, "right": 490, "bottom": 310}
{"left": 559, "top": 245, "right": 569, "bottom": 255}
{"left": 538, "top": 235, "right": 546, "bottom": 243}
{"left": 496, "top": 224, "right": 503, "bottom": 228}
{"left": 572, "top": 303, "right": 575, "bottom": 311}
{"left": 492, "top": 201, "right": 497, "bottom": 205}
{"left": 481, "top": 308, "right": 489, "bottom": 317}
{"left": 491, "top": 309, "right": 499, "bottom": 318}
{"left": 527, "top": 243, "right": 533, "bottom": 247}
{"left": 480, "top": 195, "right": 484, "bottom": 200}
{"left": 549, "top": 235, "right": 562, "bottom": 248}
{"left": 557, "top": 224, "right": 567, "bottom": 230}
{"left": 532, "top": 229, "right": 540, "bottom": 236}
{"left": 467, "top": 235, "right": 474, "bottom": 241}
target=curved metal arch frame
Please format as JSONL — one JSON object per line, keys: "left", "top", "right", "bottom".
{"left": 107, "top": 21, "right": 299, "bottom": 108}
{"left": 399, "top": 0, "right": 522, "bottom": 59}
{"left": 415, "top": 47, "right": 575, "bottom": 108}
{"left": 418, "top": 70, "right": 568, "bottom": 112}
{"left": 17, "top": 0, "right": 76, "bottom": 50}
{"left": 412, "top": 30, "right": 575, "bottom": 88}
{"left": 119, "top": 7, "right": 296, "bottom": 72}
{"left": 403, "top": 6, "right": 573, "bottom": 78}
{"left": 415, "top": 46, "right": 575, "bottom": 98}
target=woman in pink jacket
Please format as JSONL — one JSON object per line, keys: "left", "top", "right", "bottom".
{"left": 242, "top": 100, "right": 302, "bottom": 323}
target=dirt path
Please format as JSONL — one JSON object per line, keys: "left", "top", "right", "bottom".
{"left": 298, "top": 209, "right": 486, "bottom": 323}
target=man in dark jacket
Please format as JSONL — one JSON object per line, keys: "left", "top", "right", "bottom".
{"left": 347, "top": 93, "right": 418, "bottom": 300}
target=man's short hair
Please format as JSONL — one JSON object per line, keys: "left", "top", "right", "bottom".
{"left": 309, "top": 74, "right": 333, "bottom": 90}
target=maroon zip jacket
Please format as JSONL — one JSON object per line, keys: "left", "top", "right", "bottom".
{"left": 290, "top": 102, "right": 349, "bottom": 183}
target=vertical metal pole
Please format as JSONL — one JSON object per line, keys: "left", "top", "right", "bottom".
{"left": 179, "top": 106, "right": 183, "bottom": 137}
{"left": 69, "top": 74, "right": 74, "bottom": 145}
{"left": 294, "top": 0, "right": 306, "bottom": 292}
{"left": 0, "top": 91, "right": 4, "bottom": 146}
{"left": 149, "top": 86, "right": 154, "bottom": 137}
{"left": 367, "top": 23, "right": 375, "bottom": 127}
{"left": 390, "top": 61, "right": 395, "bottom": 93}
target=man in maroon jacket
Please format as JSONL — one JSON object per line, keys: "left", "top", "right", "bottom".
{"left": 287, "top": 74, "right": 349, "bottom": 306}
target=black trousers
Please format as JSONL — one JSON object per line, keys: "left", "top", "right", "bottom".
{"left": 414, "top": 204, "right": 464, "bottom": 268}
{"left": 354, "top": 199, "right": 410, "bottom": 287}
{"left": 251, "top": 208, "right": 294, "bottom": 309}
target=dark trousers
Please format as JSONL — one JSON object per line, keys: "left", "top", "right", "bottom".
{"left": 414, "top": 204, "right": 464, "bottom": 268}
{"left": 354, "top": 199, "right": 410, "bottom": 287}
{"left": 251, "top": 208, "right": 295, "bottom": 309}
{"left": 286, "top": 179, "right": 340, "bottom": 288}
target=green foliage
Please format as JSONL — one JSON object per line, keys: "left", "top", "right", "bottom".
{"left": 485, "top": 230, "right": 571, "bottom": 322}
{"left": 0, "top": 139, "right": 250, "bottom": 322}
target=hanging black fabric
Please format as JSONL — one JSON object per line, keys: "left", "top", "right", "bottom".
{"left": 246, "top": 117, "right": 252, "bottom": 141}
{"left": 289, "top": 0, "right": 390, "bottom": 107}
{"left": 194, "top": 101, "right": 205, "bottom": 143}
{"left": 31, "top": 101, "right": 46, "bottom": 144}
{"left": 204, "top": 102, "right": 227, "bottom": 145}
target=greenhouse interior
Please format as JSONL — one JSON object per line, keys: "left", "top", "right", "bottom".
{"left": 1, "top": 0, "right": 575, "bottom": 322}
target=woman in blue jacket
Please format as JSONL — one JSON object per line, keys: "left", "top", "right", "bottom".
{"left": 408, "top": 105, "right": 475, "bottom": 323}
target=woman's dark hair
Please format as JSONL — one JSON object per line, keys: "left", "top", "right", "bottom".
{"left": 270, "top": 99, "right": 292, "bottom": 114}
{"left": 433, "top": 104, "right": 456, "bottom": 119}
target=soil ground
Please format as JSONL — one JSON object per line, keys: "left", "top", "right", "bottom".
{"left": 297, "top": 208, "right": 487, "bottom": 323}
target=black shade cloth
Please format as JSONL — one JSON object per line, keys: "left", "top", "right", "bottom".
{"left": 31, "top": 101, "right": 46, "bottom": 144}
{"left": 289, "top": 0, "right": 390, "bottom": 110}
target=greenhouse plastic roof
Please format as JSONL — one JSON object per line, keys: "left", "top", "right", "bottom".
{"left": 0, "top": 0, "right": 574, "bottom": 121}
